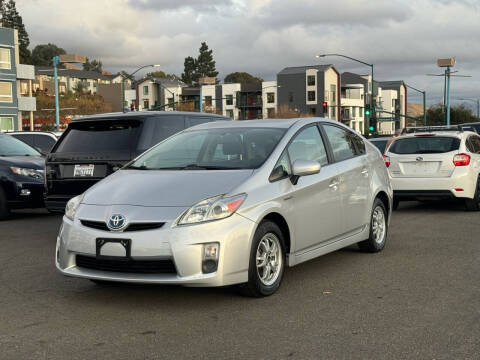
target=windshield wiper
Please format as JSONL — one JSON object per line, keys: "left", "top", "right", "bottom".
{"left": 126, "top": 165, "right": 149, "bottom": 170}
{"left": 155, "top": 164, "right": 240, "bottom": 170}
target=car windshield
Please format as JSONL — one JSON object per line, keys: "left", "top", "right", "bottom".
{"left": 389, "top": 136, "right": 460, "bottom": 154}
{"left": 128, "top": 127, "right": 286, "bottom": 170}
{"left": 0, "top": 135, "right": 41, "bottom": 156}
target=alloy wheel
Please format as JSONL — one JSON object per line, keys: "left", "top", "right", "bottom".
{"left": 372, "top": 206, "right": 386, "bottom": 245}
{"left": 256, "top": 233, "right": 282, "bottom": 286}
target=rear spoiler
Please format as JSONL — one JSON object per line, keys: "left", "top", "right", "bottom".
{"left": 401, "top": 125, "right": 477, "bottom": 134}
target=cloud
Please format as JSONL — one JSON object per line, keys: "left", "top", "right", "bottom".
{"left": 15, "top": 0, "right": 480, "bottom": 103}
{"left": 127, "top": 0, "right": 234, "bottom": 12}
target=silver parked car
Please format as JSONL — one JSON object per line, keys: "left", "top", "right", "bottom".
{"left": 56, "top": 118, "right": 392, "bottom": 296}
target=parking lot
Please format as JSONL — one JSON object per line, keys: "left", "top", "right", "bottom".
{"left": 0, "top": 201, "right": 478, "bottom": 360}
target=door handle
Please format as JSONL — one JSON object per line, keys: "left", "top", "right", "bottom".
{"left": 329, "top": 180, "right": 339, "bottom": 189}
{"left": 361, "top": 167, "right": 369, "bottom": 176}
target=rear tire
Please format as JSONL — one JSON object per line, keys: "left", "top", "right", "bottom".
{"left": 358, "top": 198, "right": 388, "bottom": 253}
{"left": 238, "top": 221, "right": 286, "bottom": 297}
{"left": 0, "top": 187, "right": 10, "bottom": 220}
{"left": 465, "top": 176, "right": 480, "bottom": 211}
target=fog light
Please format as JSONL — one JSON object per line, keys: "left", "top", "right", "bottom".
{"left": 20, "top": 189, "right": 31, "bottom": 196}
{"left": 202, "top": 243, "right": 219, "bottom": 274}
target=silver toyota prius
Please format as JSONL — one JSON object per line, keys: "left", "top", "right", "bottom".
{"left": 56, "top": 118, "right": 392, "bottom": 296}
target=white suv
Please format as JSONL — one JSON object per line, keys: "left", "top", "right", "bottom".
{"left": 384, "top": 127, "right": 480, "bottom": 210}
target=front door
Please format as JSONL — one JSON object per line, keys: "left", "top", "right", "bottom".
{"left": 288, "top": 125, "right": 342, "bottom": 253}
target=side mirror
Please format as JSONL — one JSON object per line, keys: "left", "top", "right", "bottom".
{"left": 291, "top": 159, "right": 321, "bottom": 185}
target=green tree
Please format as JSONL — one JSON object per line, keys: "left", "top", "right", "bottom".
{"left": 1, "top": 0, "right": 31, "bottom": 63}
{"left": 31, "top": 43, "right": 66, "bottom": 66}
{"left": 426, "top": 104, "right": 478, "bottom": 125}
{"left": 195, "top": 42, "right": 218, "bottom": 81}
{"left": 73, "top": 81, "right": 88, "bottom": 95}
{"left": 181, "top": 56, "right": 196, "bottom": 85}
{"left": 224, "top": 72, "right": 263, "bottom": 84}
{"left": 146, "top": 70, "right": 179, "bottom": 80}
{"left": 83, "top": 58, "right": 103, "bottom": 73}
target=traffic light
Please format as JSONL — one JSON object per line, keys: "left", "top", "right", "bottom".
{"left": 365, "top": 103, "right": 371, "bottom": 116}
{"left": 322, "top": 101, "right": 328, "bottom": 115}
{"left": 369, "top": 116, "right": 377, "bottom": 134}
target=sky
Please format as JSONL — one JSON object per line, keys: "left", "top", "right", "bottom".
{"left": 17, "top": 0, "right": 480, "bottom": 108}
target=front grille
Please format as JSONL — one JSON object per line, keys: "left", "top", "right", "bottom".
{"left": 80, "top": 220, "right": 165, "bottom": 232}
{"left": 76, "top": 255, "right": 177, "bottom": 274}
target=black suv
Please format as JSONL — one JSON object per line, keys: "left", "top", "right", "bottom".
{"left": 44, "top": 111, "right": 230, "bottom": 212}
{"left": 0, "top": 134, "right": 45, "bottom": 219}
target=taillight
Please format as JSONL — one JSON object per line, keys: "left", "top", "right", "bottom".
{"left": 453, "top": 153, "right": 470, "bottom": 166}
{"left": 382, "top": 154, "right": 391, "bottom": 168}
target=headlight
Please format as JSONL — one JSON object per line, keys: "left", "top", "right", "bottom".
{"left": 177, "top": 193, "right": 246, "bottom": 225}
{"left": 65, "top": 194, "right": 84, "bottom": 221}
{"left": 10, "top": 167, "right": 43, "bottom": 180}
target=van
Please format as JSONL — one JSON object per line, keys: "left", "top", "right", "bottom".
{"left": 45, "top": 111, "right": 230, "bottom": 212}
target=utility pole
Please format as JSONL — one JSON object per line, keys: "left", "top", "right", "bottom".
{"left": 53, "top": 55, "right": 60, "bottom": 130}
{"left": 446, "top": 66, "right": 452, "bottom": 126}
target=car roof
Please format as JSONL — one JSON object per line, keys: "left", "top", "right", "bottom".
{"left": 7, "top": 131, "right": 57, "bottom": 136}
{"left": 186, "top": 117, "right": 341, "bottom": 130}
{"left": 395, "top": 130, "right": 477, "bottom": 139}
{"left": 369, "top": 137, "right": 389, "bottom": 141}
{"left": 71, "top": 111, "right": 229, "bottom": 123}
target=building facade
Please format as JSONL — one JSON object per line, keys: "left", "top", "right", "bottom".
{"left": 0, "top": 27, "right": 36, "bottom": 131}
{"left": 277, "top": 65, "right": 340, "bottom": 120}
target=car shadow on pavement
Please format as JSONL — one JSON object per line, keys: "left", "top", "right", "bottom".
{"left": 395, "top": 200, "right": 467, "bottom": 213}
{"left": 4, "top": 208, "right": 59, "bottom": 221}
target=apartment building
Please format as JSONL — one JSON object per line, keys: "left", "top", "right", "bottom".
{"left": 0, "top": 27, "right": 36, "bottom": 131}
{"left": 379, "top": 81, "right": 407, "bottom": 131}
{"left": 136, "top": 77, "right": 186, "bottom": 111}
{"left": 340, "top": 82, "right": 365, "bottom": 134}
{"left": 277, "top": 65, "right": 340, "bottom": 120}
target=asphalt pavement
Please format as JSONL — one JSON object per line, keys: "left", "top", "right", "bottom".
{"left": 0, "top": 201, "right": 479, "bottom": 360}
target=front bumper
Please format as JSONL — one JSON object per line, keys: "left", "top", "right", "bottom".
{"left": 56, "top": 212, "right": 256, "bottom": 287}
{"left": 7, "top": 181, "right": 45, "bottom": 209}
{"left": 390, "top": 169, "right": 476, "bottom": 200}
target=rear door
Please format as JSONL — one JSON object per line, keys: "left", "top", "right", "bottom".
{"left": 387, "top": 135, "right": 460, "bottom": 178}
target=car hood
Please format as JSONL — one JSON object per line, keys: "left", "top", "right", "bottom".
{"left": 82, "top": 169, "right": 254, "bottom": 207}
{"left": 0, "top": 155, "right": 45, "bottom": 170}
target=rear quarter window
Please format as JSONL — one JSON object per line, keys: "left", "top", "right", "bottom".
{"left": 389, "top": 136, "right": 460, "bottom": 154}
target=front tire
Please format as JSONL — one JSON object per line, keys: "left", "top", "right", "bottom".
{"left": 358, "top": 198, "right": 388, "bottom": 253}
{"left": 239, "top": 221, "right": 286, "bottom": 297}
{"left": 0, "top": 187, "right": 10, "bottom": 220}
{"left": 465, "top": 176, "right": 480, "bottom": 211}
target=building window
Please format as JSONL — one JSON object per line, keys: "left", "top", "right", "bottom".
{"left": 307, "top": 91, "right": 315, "bottom": 102}
{"left": 359, "top": 108, "right": 363, "bottom": 117}
{"left": 143, "top": 85, "right": 149, "bottom": 95}
{"left": 143, "top": 99, "right": 149, "bottom": 109}
{"left": 267, "top": 108, "right": 275, "bottom": 118}
{"left": 0, "top": 117, "right": 13, "bottom": 131}
{"left": 0, "top": 48, "right": 10, "bottom": 69}
{"left": 267, "top": 92, "right": 275, "bottom": 103}
{"left": 205, "top": 96, "right": 212, "bottom": 106}
{"left": 289, "top": 92, "right": 293, "bottom": 102}
{"left": 352, "top": 107, "right": 356, "bottom": 117}
{"left": 0, "top": 82, "right": 13, "bottom": 102}
{"left": 168, "top": 97, "right": 174, "bottom": 105}
{"left": 307, "top": 75, "right": 315, "bottom": 86}
{"left": 226, "top": 109, "right": 234, "bottom": 119}
{"left": 20, "top": 81, "right": 28, "bottom": 95}
{"left": 310, "top": 107, "right": 316, "bottom": 115}
{"left": 225, "top": 94, "right": 233, "bottom": 105}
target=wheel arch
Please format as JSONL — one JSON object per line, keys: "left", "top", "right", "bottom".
{"left": 374, "top": 190, "right": 390, "bottom": 219}
{"left": 259, "top": 212, "right": 291, "bottom": 255}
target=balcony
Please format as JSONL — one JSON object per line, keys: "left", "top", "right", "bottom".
{"left": 18, "top": 96, "right": 36, "bottom": 111}
{"left": 17, "top": 64, "right": 35, "bottom": 80}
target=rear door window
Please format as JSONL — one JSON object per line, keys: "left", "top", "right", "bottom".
{"left": 54, "top": 120, "right": 141, "bottom": 154}
{"left": 389, "top": 136, "right": 460, "bottom": 154}
{"left": 322, "top": 125, "right": 358, "bottom": 162}
{"left": 469, "top": 136, "right": 480, "bottom": 153}
{"left": 137, "top": 115, "right": 185, "bottom": 152}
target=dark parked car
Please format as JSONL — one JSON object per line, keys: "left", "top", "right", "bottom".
{"left": 369, "top": 136, "right": 390, "bottom": 154}
{"left": 460, "top": 122, "right": 480, "bottom": 134}
{"left": 44, "top": 111, "right": 230, "bottom": 212}
{"left": 0, "top": 133, "right": 45, "bottom": 219}
{"left": 8, "top": 131, "right": 58, "bottom": 155}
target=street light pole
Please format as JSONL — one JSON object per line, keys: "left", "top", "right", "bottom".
{"left": 53, "top": 55, "right": 60, "bottom": 130}
{"left": 316, "top": 53, "right": 374, "bottom": 135}
{"left": 405, "top": 83, "right": 427, "bottom": 125}
{"left": 122, "top": 64, "right": 160, "bottom": 112}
